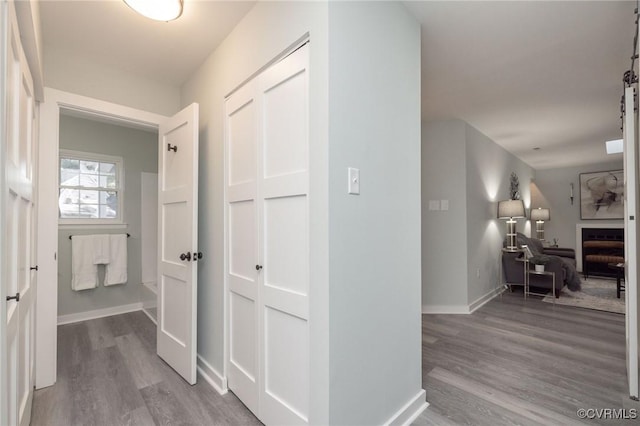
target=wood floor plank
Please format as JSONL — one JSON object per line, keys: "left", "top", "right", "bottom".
{"left": 139, "top": 380, "right": 199, "bottom": 426}
{"left": 32, "top": 311, "right": 261, "bottom": 426}
{"left": 415, "top": 291, "right": 640, "bottom": 425}
{"left": 114, "top": 333, "right": 165, "bottom": 389}
{"left": 34, "top": 292, "right": 640, "bottom": 426}
{"left": 85, "top": 317, "right": 117, "bottom": 350}
{"left": 119, "top": 405, "right": 157, "bottom": 426}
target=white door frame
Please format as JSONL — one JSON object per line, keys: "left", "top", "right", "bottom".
{"left": 36, "top": 88, "right": 166, "bottom": 388}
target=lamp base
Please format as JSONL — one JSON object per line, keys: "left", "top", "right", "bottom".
{"left": 535, "top": 221, "right": 545, "bottom": 241}
{"left": 505, "top": 219, "right": 517, "bottom": 251}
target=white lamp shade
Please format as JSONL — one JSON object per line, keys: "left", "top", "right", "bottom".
{"left": 497, "top": 199, "right": 525, "bottom": 219}
{"left": 124, "top": 0, "right": 183, "bottom": 21}
{"left": 530, "top": 207, "right": 550, "bottom": 221}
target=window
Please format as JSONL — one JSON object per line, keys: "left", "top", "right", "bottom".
{"left": 59, "top": 150, "right": 124, "bottom": 224}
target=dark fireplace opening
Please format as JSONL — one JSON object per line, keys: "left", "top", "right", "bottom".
{"left": 581, "top": 227, "right": 624, "bottom": 278}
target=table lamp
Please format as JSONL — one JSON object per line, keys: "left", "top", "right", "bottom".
{"left": 498, "top": 199, "right": 526, "bottom": 251}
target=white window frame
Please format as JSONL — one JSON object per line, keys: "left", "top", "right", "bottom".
{"left": 58, "top": 149, "right": 125, "bottom": 225}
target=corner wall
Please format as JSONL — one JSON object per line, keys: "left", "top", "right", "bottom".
{"left": 327, "top": 2, "right": 424, "bottom": 424}
{"left": 465, "top": 124, "right": 534, "bottom": 307}
{"left": 422, "top": 120, "right": 534, "bottom": 313}
{"left": 421, "top": 120, "right": 468, "bottom": 310}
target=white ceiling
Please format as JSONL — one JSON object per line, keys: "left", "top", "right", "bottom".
{"left": 405, "top": 1, "right": 636, "bottom": 170}
{"left": 39, "top": 0, "right": 256, "bottom": 87}
{"left": 39, "top": 1, "right": 637, "bottom": 170}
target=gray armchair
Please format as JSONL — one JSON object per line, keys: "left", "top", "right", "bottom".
{"left": 502, "top": 233, "right": 578, "bottom": 297}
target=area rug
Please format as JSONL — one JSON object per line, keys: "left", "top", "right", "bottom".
{"left": 541, "top": 277, "right": 625, "bottom": 314}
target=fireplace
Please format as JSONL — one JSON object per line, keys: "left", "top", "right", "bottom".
{"left": 581, "top": 227, "right": 624, "bottom": 277}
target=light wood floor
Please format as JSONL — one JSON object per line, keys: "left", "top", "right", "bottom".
{"left": 31, "top": 292, "right": 638, "bottom": 425}
{"left": 414, "top": 290, "right": 640, "bottom": 425}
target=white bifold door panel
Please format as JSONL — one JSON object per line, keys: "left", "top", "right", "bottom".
{"left": 157, "top": 103, "right": 199, "bottom": 385}
{"left": 226, "top": 43, "right": 310, "bottom": 425}
{"left": 623, "top": 86, "right": 639, "bottom": 400}
{"left": 2, "top": 2, "right": 38, "bottom": 425}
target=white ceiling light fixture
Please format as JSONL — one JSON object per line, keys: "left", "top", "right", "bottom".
{"left": 124, "top": 0, "right": 183, "bottom": 22}
{"left": 605, "top": 138, "right": 623, "bottom": 154}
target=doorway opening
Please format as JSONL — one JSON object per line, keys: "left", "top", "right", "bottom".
{"left": 36, "top": 89, "right": 166, "bottom": 390}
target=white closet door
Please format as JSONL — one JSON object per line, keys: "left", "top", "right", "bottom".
{"left": 226, "top": 79, "right": 260, "bottom": 414}
{"left": 258, "top": 44, "right": 310, "bottom": 425}
{"left": 2, "top": 2, "right": 37, "bottom": 425}
{"left": 157, "top": 103, "right": 199, "bottom": 385}
{"left": 225, "top": 44, "right": 310, "bottom": 425}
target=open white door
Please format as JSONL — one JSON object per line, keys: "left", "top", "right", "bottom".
{"left": 2, "top": 2, "right": 37, "bottom": 424}
{"left": 157, "top": 103, "right": 199, "bottom": 385}
{"left": 624, "top": 86, "right": 639, "bottom": 400}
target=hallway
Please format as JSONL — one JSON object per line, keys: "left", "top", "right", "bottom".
{"left": 30, "top": 312, "right": 260, "bottom": 425}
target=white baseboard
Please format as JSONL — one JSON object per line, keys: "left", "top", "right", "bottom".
{"left": 384, "top": 389, "right": 428, "bottom": 426}
{"left": 57, "top": 302, "right": 143, "bottom": 325}
{"left": 468, "top": 286, "right": 504, "bottom": 313}
{"left": 422, "top": 304, "right": 470, "bottom": 314}
{"left": 197, "top": 355, "right": 228, "bottom": 395}
{"left": 141, "top": 308, "right": 157, "bottom": 325}
{"left": 423, "top": 287, "right": 504, "bottom": 315}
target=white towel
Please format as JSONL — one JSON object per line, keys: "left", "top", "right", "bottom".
{"left": 71, "top": 235, "right": 98, "bottom": 291}
{"left": 105, "top": 234, "right": 127, "bottom": 286}
{"left": 92, "top": 234, "right": 111, "bottom": 264}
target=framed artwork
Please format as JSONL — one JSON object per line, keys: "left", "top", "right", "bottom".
{"left": 579, "top": 170, "right": 624, "bottom": 220}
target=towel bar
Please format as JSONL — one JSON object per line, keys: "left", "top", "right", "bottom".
{"left": 69, "top": 233, "right": 130, "bottom": 240}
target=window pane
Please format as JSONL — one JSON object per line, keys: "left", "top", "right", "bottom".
{"left": 80, "top": 160, "right": 99, "bottom": 174}
{"left": 99, "top": 175, "right": 117, "bottom": 189}
{"left": 78, "top": 204, "right": 99, "bottom": 218}
{"left": 59, "top": 188, "right": 80, "bottom": 218}
{"left": 61, "top": 158, "right": 80, "bottom": 170}
{"left": 60, "top": 158, "right": 80, "bottom": 186}
{"left": 101, "top": 191, "right": 118, "bottom": 218}
{"left": 100, "top": 162, "right": 116, "bottom": 175}
{"left": 79, "top": 190, "right": 99, "bottom": 205}
{"left": 78, "top": 174, "right": 100, "bottom": 188}
{"left": 100, "top": 205, "right": 117, "bottom": 219}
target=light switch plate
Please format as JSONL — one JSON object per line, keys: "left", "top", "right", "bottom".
{"left": 429, "top": 200, "right": 440, "bottom": 211}
{"left": 348, "top": 167, "right": 360, "bottom": 195}
{"left": 440, "top": 199, "right": 449, "bottom": 211}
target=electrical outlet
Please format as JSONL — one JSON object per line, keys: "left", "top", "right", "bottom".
{"left": 476, "top": 268, "right": 480, "bottom": 278}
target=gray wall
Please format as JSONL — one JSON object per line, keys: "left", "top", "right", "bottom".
{"left": 465, "top": 124, "right": 534, "bottom": 305}
{"left": 531, "top": 159, "right": 624, "bottom": 251}
{"left": 422, "top": 120, "right": 534, "bottom": 311}
{"left": 327, "top": 2, "right": 422, "bottom": 424}
{"left": 58, "top": 114, "right": 158, "bottom": 316}
{"left": 422, "top": 120, "right": 468, "bottom": 307}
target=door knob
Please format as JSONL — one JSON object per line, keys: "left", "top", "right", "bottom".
{"left": 179, "top": 252, "right": 192, "bottom": 261}
{"left": 6, "top": 293, "right": 20, "bottom": 302}
{"left": 255, "top": 265, "right": 263, "bottom": 271}
{"left": 193, "top": 252, "right": 203, "bottom": 261}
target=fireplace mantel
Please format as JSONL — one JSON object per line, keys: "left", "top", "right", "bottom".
{"left": 575, "top": 223, "right": 624, "bottom": 271}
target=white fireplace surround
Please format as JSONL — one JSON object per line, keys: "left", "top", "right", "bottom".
{"left": 575, "top": 223, "right": 624, "bottom": 271}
